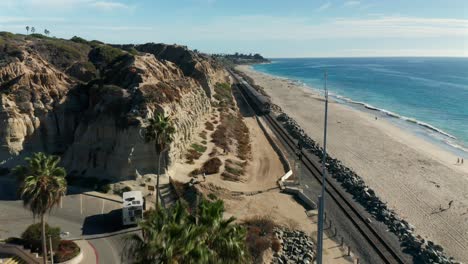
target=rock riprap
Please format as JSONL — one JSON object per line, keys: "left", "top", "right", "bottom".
{"left": 275, "top": 111, "right": 459, "bottom": 264}
{"left": 272, "top": 228, "right": 315, "bottom": 264}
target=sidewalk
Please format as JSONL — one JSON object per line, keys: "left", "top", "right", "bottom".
{"left": 75, "top": 240, "right": 97, "bottom": 264}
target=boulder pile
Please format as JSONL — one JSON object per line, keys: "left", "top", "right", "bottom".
{"left": 272, "top": 228, "right": 315, "bottom": 264}
{"left": 275, "top": 112, "right": 459, "bottom": 264}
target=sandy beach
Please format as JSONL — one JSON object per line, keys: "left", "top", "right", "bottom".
{"left": 236, "top": 65, "right": 468, "bottom": 262}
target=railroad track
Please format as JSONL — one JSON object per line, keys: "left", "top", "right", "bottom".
{"left": 231, "top": 71, "right": 407, "bottom": 264}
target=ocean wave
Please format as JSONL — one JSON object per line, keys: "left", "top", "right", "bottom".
{"left": 251, "top": 66, "right": 463, "bottom": 148}
{"left": 328, "top": 93, "right": 458, "bottom": 140}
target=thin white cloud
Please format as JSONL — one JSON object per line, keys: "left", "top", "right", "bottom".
{"left": 87, "top": 25, "right": 153, "bottom": 31}
{"left": 344, "top": 1, "right": 360, "bottom": 6}
{"left": 186, "top": 15, "right": 468, "bottom": 40}
{"left": 317, "top": 2, "right": 331, "bottom": 11}
{"left": 343, "top": 48, "right": 468, "bottom": 57}
{"left": 5, "top": 0, "right": 130, "bottom": 11}
{"left": 0, "top": 16, "right": 65, "bottom": 23}
{"left": 91, "top": 1, "right": 129, "bottom": 10}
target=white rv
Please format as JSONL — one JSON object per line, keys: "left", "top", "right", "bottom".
{"left": 122, "top": 191, "right": 144, "bottom": 226}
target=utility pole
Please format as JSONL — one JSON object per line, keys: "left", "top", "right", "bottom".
{"left": 316, "top": 70, "right": 329, "bottom": 264}
{"left": 49, "top": 235, "right": 54, "bottom": 264}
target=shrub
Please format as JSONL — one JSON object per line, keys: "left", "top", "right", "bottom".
{"left": 191, "top": 143, "right": 207, "bottom": 153}
{"left": 114, "top": 186, "right": 133, "bottom": 196}
{"left": 186, "top": 149, "right": 202, "bottom": 163}
{"left": 70, "top": 36, "right": 88, "bottom": 44}
{"left": 201, "top": 157, "right": 222, "bottom": 175}
{"left": 21, "top": 223, "right": 60, "bottom": 253}
{"left": 0, "top": 31, "right": 15, "bottom": 39}
{"left": 4, "top": 237, "right": 24, "bottom": 245}
{"left": 225, "top": 165, "right": 243, "bottom": 176}
{"left": 207, "top": 193, "right": 218, "bottom": 200}
{"left": 54, "top": 240, "right": 80, "bottom": 263}
{"left": 89, "top": 45, "right": 125, "bottom": 66}
{"left": 199, "top": 131, "right": 207, "bottom": 140}
{"left": 205, "top": 121, "right": 214, "bottom": 131}
{"left": 243, "top": 217, "right": 278, "bottom": 260}
{"left": 189, "top": 168, "right": 200, "bottom": 177}
{"left": 271, "top": 238, "right": 281, "bottom": 253}
{"left": 29, "top": 33, "right": 49, "bottom": 39}
{"left": 97, "top": 183, "right": 111, "bottom": 193}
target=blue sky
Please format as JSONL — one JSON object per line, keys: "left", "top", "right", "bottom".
{"left": 0, "top": 0, "right": 467, "bottom": 57}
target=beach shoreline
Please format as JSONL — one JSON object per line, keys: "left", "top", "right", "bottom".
{"left": 236, "top": 64, "right": 468, "bottom": 262}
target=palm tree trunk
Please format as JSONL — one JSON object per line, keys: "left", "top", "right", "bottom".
{"left": 156, "top": 153, "right": 162, "bottom": 210}
{"left": 41, "top": 214, "right": 48, "bottom": 264}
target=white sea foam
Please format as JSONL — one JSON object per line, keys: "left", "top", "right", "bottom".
{"left": 250, "top": 65, "right": 467, "bottom": 154}
{"left": 327, "top": 93, "right": 459, "bottom": 140}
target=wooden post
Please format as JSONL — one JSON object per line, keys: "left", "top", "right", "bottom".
{"left": 348, "top": 246, "right": 351, "bottom": 256}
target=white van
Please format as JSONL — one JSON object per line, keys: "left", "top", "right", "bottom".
{"left": 122, "top": 191, "right": 144, "bottom": 226}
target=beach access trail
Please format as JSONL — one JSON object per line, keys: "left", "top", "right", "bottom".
{"left": 236, "top": 65, "right": 468, "bottom": 262}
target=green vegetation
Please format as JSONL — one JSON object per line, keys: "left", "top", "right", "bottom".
{"left": 123, "top": 199, "right": 249, "bottom": 263}
{"left": 225, "top": 165, "right": 243, "bottom": 176}
{"left": 114, "top": 186, "right": 132, "bottom": 196}
{"left": 213, "top": 83, "right": 233, "bottom": 106}
{"left": 28, "top": 33, "right": 49, "bottom": 39}
{"left": 21, "top": 223, "right": 60, "bottom": 253}
{"left": 13, "top": 152, "right": 67, "bottom": 264}
{"left": 70, "top": 36, "right": 88, "bottom": 44}
{"left": 0, "top": 31, "right": 15, "bottom": 39}
{"left": 144, "top": 113, "right": 176, "bottom": 209}
{"left": 140, "top": 83, "right": 182, "bottom": 104}
{"left": 89, "top": 45, "right": 125, "bottom": 66}
{"left": 213, "top": 52, "right": 269, "bottom": 65}
{"left": 54, "top": 240, "right": 80, "bottom": 263}
{"left": 43, "top": 39, "right": 84, "bottom": 61}
{"left": 186, "top": 143, "right": 207, "bottom": 164}
{"left": 191, "top": 143, "right": 207, "bottom": 153}
{"left": 222, "top": 159, "right": 246, "bottom": 181}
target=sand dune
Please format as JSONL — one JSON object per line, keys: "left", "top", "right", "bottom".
{"left": 236, "top": 65, "right": 468, "bottom": 262}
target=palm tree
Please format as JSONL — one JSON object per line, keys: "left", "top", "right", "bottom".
{"left": 30, "top": 27, "right": 35, "bottom": 34}
{"left": 123, "top": 200, "right": 248, "bottom": 263}
{"left": 144, "top": 113, "right": 175, "bottom": 210}
{"left": 14, "top": 152, "right": 67, "bottom": 264}
{"left": 198, "top": 199, "right": 248, "bottom": 263}
{"left": 26, "top": 26, "right": 29, "bottom": 35}
{"left": 44, "top": 29, "right": 50, "bottom": 36}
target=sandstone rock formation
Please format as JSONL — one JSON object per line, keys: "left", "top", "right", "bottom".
{"left": 0, "top": 33, "right": 229, "bottom": 180}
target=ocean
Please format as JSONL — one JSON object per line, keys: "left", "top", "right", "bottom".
{"left": 252, "top": 57, "right": 468, "bottom": 157}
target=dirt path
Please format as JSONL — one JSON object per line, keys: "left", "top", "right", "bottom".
{"left": 236, "top": 64, "right": 468, "bottom": 262}
{"left": 170, "top": 82, "right": 351, "bottom": 263}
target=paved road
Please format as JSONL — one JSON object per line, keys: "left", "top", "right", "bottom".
{"left": 0, "top": 178, "right": 135, "bottom": 264}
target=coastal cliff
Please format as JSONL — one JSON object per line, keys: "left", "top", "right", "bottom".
{"left": 0, "top": 32, "right": 229, "bottom": 180}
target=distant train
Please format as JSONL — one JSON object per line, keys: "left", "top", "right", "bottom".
{"left": 229, "top": 70, "right": 271, "bottom": 114}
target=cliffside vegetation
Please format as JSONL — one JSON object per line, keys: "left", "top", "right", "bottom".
{"left": 0, "top": 31, "right": 229, "bottom": 180}
{"left": 213, "top": 52, "right": 270, "bottom": 65}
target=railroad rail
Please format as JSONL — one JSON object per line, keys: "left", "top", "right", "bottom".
{"left": 231, "top": 70, "right": 407, "bottom": 264}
